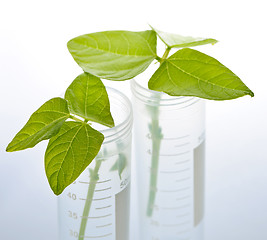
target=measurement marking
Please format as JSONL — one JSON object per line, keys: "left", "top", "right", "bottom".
{"left": 79, "top": 181, "right": 91, "bottom": 184}
{"left": 176, "top": 229, "right": 191, "bottom": 235}
{"left": 160, "top": 187, "right": 190, "bottom": 193}
{"left": 160, "top": 168, "right": 190, "bottom": 174}
{"left": 95, "top": 187, "right": 111, "bottom": 192}
{"left": 93, "top": 196, "right": 112, "bottom": 201}
{"left": 97, "top": 179, "right": 111, "bottom": 184}
{"left": 162, "top": 221, "right": 190, "bottom": 227}
{"left": 174, "top": 142, "right": 190, "bottom": 147}
{"left": 159, "top": 151, "right": 190, "bottom": 157}
{"left": 82, "top": 233, "right": 112, "bottom": 238}
{"left": 176, "top": 177, "right": 190, "bottom": 182}
{"left": 160, "top": 204, "right": 190, "bottom": 210}
{"left": 78, "top": 179, "right": 111, "bottom": 184}
{"left": 177, "top": 195, "right": 190, "bottom": 201}
{"left": 81, "top": 214, "right": 112, "bottom": 219}
{"left": 79, "top": 196, "right": 112, "bottom": 201}
{"left": 96, "top": 223, "right": 112, "bottom": 228}
{"left": 177, "top": 213, "right": 190, "bottom": 218}
{"left": 163, "top": 135, "right": 190, "bottom": 140}
{"left": 95, "top": 205, "right": 112, "bottom": 210}
{"left": 175, "top": 159, "right": 190, "bottom": 165}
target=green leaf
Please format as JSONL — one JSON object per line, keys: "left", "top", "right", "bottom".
{"left": 6, "top": 98, "right": 70, "bottom": 152}
{"left": 45, "top": 121, "right": 104, "bottom": 195}
{"left": 65, "top": 72, "right": 114, "bottom": 128}
{"left": 110, "top": 153, "right": 127, "bottom": 179}
{"left": 67, "top": 30, "right": 157, "bottom": 80}
{"left": 148, "top": 48, "right": 254, "bottom": 100}
{"left": 150, "top": 26, "right": 218, "bottom": 48}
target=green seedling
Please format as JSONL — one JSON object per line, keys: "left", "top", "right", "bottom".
{"left": 7, "top": 26, "right": 253, "bottom": 237}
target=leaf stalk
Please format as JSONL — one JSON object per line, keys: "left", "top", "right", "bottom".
{"left": 160, "top": 47, "right": 171, "bottom": 63}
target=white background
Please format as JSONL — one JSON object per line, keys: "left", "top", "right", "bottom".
{"left": 0, "top": 0, "right": 266, "bottom": 239}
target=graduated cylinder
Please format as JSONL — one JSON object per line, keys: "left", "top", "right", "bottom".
{"left": 131, "top": 79, "right": 205, "bottom": 240}
{"left": 58, "top": 88, "right": 132, "bottom": 240}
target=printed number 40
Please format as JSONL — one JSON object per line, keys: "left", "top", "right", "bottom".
{"left": 67, "top": 192, "right": 77, "bottom": 200}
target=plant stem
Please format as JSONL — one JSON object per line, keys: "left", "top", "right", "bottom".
{"left": 160, "top": 47, "right": 171, "bottom": 63}
{"left": 146, "top": 101, "right": 162, "bottom": 217}
{"left": 146, "top": 46, "right": 170, "bottom": 217}
{"left": 78, "top": 159, "right": 102, "bottom": 240}
{"left": 155, "top": 56, "right": 162, "bottom": 62}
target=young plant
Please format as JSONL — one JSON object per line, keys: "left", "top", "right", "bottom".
{"left": 66, "top": 27, "right": 254, "bottom": 217}
{"left": 6, "top": 72, "right": 114, "bottom": 195}
{"left": 7, "top": 27, "right": 254, "bottom": 234}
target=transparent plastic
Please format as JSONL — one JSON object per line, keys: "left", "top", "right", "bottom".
{"left": 58, "top": 87, "right": 132, "bottom": 240}
{"left": 131, "top": 78, "right": 205, "bottom": 240}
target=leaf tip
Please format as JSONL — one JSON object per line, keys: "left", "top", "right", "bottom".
{"left": 148, "top": 23, "right": 154, "bottom": 30}
{"left": 6, "top": 141, "right": 17, "bottom": 152}
{"left": 53, "top": 190, "right": 62, "bottom": 196}
{"left": 109, "top": 118, "right": 115, "bottom": 128}
{"left": 248, "top": 90, "right": 254, "bottom": 98}
{"left": 5, "top": 145, "right": 12, "bottom": 152}
{"left": 50, "top": 183, "right": 64, "bottom": 196}
{"left": 102, "top": 115, "right": 115, "bottom": 128}
{"left": 212, "top": 39, "right": 219, "bottom": 45}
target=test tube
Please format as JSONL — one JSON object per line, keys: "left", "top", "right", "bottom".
{"left": 131, "top": 78, "right": 205, "bottom": 240}
{"left": 58, "top": 87, "right": 133, "bottom": 240}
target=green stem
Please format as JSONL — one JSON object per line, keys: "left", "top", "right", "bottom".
{"left": 160, "top": 47, "right": 171, "bottom": 63}
{"left": 146, "top": 47, "right": 170, "bottom": 217}
{"left": 155, "top": 56, "right": 162, "bottom": 62}
{"left": 146, "top": 105, "right": 162, "bottom": 217}
{"left": 78, "top": 159, "right": 102, "bottom": 240}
